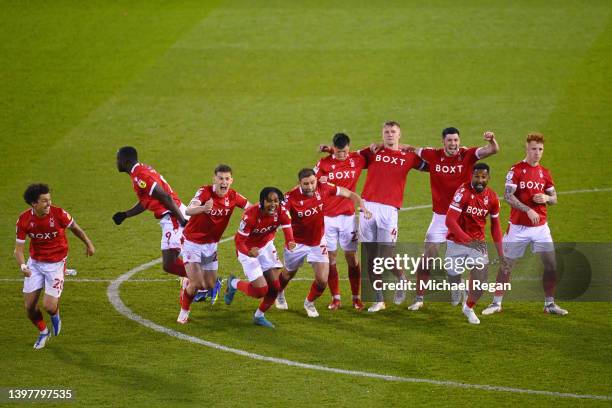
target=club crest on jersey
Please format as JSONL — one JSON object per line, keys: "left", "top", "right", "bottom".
{"left": 49, "top": 218, "right": 55, "bottom": 228}
{"left": 315, "top": 191, "right": 321, "bottom": 200}
{"left": 539, "top": 171, "right": 544, "bottom": 178}
{"left": 138, "top": 179, "right": 147, "bottom": 189}
{"left": 225, "top": 197, "right": 230, "bottom": 207}
{"left": 239, "top": 220, "right": 247, "bottom": 232}
{"left": 349, "top": 158, "right": 355, "bottom": 168}
{"left": 484, "top": 196, "right": 489, "bottom": 206}
{"left": 506, "top": 171, "right": 514, "bottom": 181}
{"left": 453, "top": 193, "right": 463, "bottom": 203}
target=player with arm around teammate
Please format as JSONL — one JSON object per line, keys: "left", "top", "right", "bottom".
{"left": 14, "top": 183, "right": 95, "bottom": 349}
{"left": 224, "top": 187, "right": 296, "bottom": 328}
{"left": 444, "top": 163, "right": 503, "bottom": 324}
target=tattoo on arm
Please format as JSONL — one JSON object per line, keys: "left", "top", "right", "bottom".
{"left": 546, "top": 188, "right": 557, "bottom": 205}
{"left": 504, "top": 185, "right": 531, "bottom": 213}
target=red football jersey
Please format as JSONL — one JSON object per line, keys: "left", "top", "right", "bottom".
{"left": 418, "top": 147, "right": 480, "bottom": 214}
{"left": 314, "top": 152, "right": 365, "bottom": 216}
{"left": 130, "top": 163, "right": 182, "bottom": 219}
{"left": 235, "top": 205, "right": 292, "bottom": 254}
{"left": 359, "top": 147, "right": 426, "bottom": 208}
{"left": 16, "top": 206, "right": 74, "bottom": 263}
{"left": 447, "top": 183, "right": 500, "bottom": 242}
{"left": 505, "top": 161, "right": 554, "bottom": 227}
{"left": 183, "top": 185, "right": 248, "bottom": 244}
{"left": 284, "top": 182, "right": 339, "bottom": 246}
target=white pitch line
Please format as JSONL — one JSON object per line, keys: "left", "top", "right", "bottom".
{"left": 107, "top": 263, "right": 611, "bottom": 401}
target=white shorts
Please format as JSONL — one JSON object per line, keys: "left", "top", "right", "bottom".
{"left": 283, "top": 238, "right": 329, "bottom": 272}
{"left": 181, "top": 240, "right": 219, "bottom": 270}
{"left": 445, "top": 240, "right": 489, "bottom": 276}
{"left": 159, "top": 204, "right": 188, "bottom": 250}
{"left": 503, "top": 223, "right": 554, "bottom": 259}
{"left": 359, "top": 200, "right": 398, "bottom": 244}
{"left": 324, "top": 215, "right": 358, "bottom": 252}
{"left": 23, "top": 258, "right": 66, "bottom": 298}
{"left": 238, "top": 240, "right": 283, "bottom": 282}
{"left": 425, "top": 213, "right": 448, "bottom": 243}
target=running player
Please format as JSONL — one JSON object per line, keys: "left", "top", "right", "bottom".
{"left": 276, "top": 168, "right": 371, "bottom": 318}
{"left": 444, "top": 163, "right": 503, "bottom": 324}
{"left": 113, "top": 146, "right": 188, "bottom": 277}
{"left": 314, "top": 133, "right": 366, "bottom": 310}
{"left": 407, "top": 128, "right": 499, "bottom": 311}
{"left": 482, "top": 132, "right": 567, "bottom": 316}
{"left": 177, "top": 164, "right": 249, "bottom": 324}
{"left": 14, "top": 183, "right": 95, "bottom": 349}
{"left": 224, "top": 187, "right": 296, "bottom": 328}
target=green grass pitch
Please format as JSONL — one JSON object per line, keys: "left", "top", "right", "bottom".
{"left": 1, "top": 0, "right": 611, "bottom": 406}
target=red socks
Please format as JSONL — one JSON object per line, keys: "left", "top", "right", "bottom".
{"left": 180, "top": 288, "right": 195, "bottom": 311}
{"left": 258, "top": 280, "right": 281, "bottom": 313}
{"left": 328, "top": 264, "right": 340, "bottom": 296}
{"left": 237, "top": 281, "right": 268, "bottom": 298}
{"left": 34, "top": 318, "right": 47, "bottom": 332}
{"left": 306, "top": 281, "right": 326, "bottom": 302}
{"left": 348, "top": 264, "right": 361, "bottom": 297}
{"left": 543, "top": 268, "right": 556, "bottom": 298}
{"left": 416, "top": 268, "right": 430, "bottom": 296}
{"left": 494, "top": 268, "right": 511, "bottom": 297}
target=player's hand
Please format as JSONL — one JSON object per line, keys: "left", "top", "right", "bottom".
{"left": 112, "top": 212, "right": 127, "bottom": 225}
{"left": 361, "top": 208, "right": 373, "bottom": 220}
{"left": 178, "top": 217, "right": 188, "bottom": 228}
{"left": 483, "top": 131, "right": 495, "bottom": 142}
{"left": 286, "top": 241, "right": 297, "bottom": 250}
{"left": 203, "top": 198, "right": 214, "bottom": 214}
{"left": 532, "top": 193, "right": 548, "bottom": 204}
{"left": 20, "top": 263, "right": 32, "bottom": 277}
{"left": 399, "top": 143, "right": 416, "bottom": 153}
{"left": 85, "top": 243, "right": 96, "bottom": 257}
{"left": 369, "top": 143, "right": 383, "bottom": 153}
{"left": 247, "top": 247, "right": 259, "bottom": 258}
{"left": 526, "top": 209, "right": 540, "bottom": 225}
{"left": 319, "top": 144, "right": 332, "bottom": 153}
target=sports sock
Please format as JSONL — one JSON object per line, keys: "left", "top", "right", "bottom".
{"left": 306, "top": 281, "right": 326, "bottom": 302}
{"left": 237, "top": 281, "right": 268, "bottom": 298}
{"left": 328, "top": 263, "right": 340, "bottom": 297}
{"left": 258, "top": 280, "right": 280, "bottom": 313}
{"left": 348, "top": 264, "right": 361, "bottom": 297}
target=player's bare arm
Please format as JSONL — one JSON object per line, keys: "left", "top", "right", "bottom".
{"left": 185, "top": 198, "right": 214, "bottom": 216}
{"left": 504, "top": 184, "right": 540, "bottom": 225}
{"left": 112, "top": 202, "right": 145, "bottom": 225}
{"left": 13, "top": 241, "right": 31, "bottom": 277}
{"left": 151, "top": 184, "right": 187, "bottom": 226}
{"left": 476, "top": 131, "right": 500, "bottom": 159}
{"left": 337, "top": 187, "right": 372, "bottom": 219}
{"left": 68, "top": 221, "right": 96, "bottom": 256}
{"left": 533, "top": 187, "right": 557, "bottom": 205}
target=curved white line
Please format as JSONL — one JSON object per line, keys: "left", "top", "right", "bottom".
{"left": 106, "top": 196, "right": 612, "bottom": 401}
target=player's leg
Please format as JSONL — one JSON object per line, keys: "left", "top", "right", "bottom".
{"left": 324, "top": 216, "right": 341, "bottom": 307}
{"left": 338, "top": 214, "right": 361, "bottom": 310}
{"left": 276, "top": 244, "right": 307, "bottom": 309}
{"left": 377, "top": 207, "right": 407, "bottom": 307}
{"left": 409, "top": 241, "right": 440, "bottom": 311}
{"left": 160, "top": 216, "right": 186, "bottom": 277}
{"left": 304, "top": 261, "right": 329, "bottom": 318}
{"left": 41, "top": 260, "right": 65, "bottom": 337}
{"left": 252, "top": 268, "right": 281, "bottom": 328}
{"left": 23, "top": 260, "right": 49, "bottom": 349}
{"left": 482, "top": 224, "right": 529, "bottom": 315}
{"left": 539, "top": 250, "right": 567, "bottom": 315}
{"left": 444, "top": 241, "right": 470, "bottom": 307}
{"left": 177, "top": 262, "right": 204, "bottom": 323}
{"left": 462, "top": 265, "right": 487, "bottom": 325}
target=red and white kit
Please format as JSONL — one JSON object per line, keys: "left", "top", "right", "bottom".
{"left": 283, "top": 182, "right": 340, "bottom": 270}
{"left": 235, "top": 205, "right": 294, "bottom": 281}
{"left": 503, "top": 160, "right": 555, "bottom": 258}
{"left": 16, "top": 206, "right": 73, "bottom": 297}
{"left": 129, "top": 163, "right": 186, "bottom": 250}
{"left": 445, "top": 183, "right": 501, "bottom": 276}
{"left": 182, "top": 185, "right": 248, "bottom": 270}
{"left": 418, "top": 147, "right": 481, "bottom": 243}
{"left": 314, "top": 152, "right": 365, "bottom": 251}
{"left": 358, "top": 147, "right": 426, "bottom": 243}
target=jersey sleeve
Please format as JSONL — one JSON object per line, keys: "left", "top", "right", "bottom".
{"left": 16, "top": 217, "right": 27, "bottom": 243}
{"left": 235, "top": 193, "right": 249, "bottom": 209}
{"left": 505, "top": 166, "right": 519, "bottom": 188}
{"left": 358, "top": 147, "right": 373, "bottom": 168}
{"left": 489, "top": 193, "right": 501, "bottom": 218}
{"left": 418, "top": 147, "right": 436, "bottom": 162}
{"left": 191, "top": 187, "right": 209, "bottom": 205}
{"left": 465, "top": 146, "right": 480, "bottom": 162}
{"left": 544, "top": 169, "right": 555, "bottom": 192}
{"left": 313, "top": 159, "right": 324, "bottom": 177}
{"left": 411, "top": 153, "right": 428, "bottom": 170}
{"left": 237, "top": 212, "right": 255, "bottom": 237}
{"left": 448, "top": 187, "right": 467, "bottom": 213}
{"left": 135, "top": 172, "right": 158, "bottom": 197}
{"left": 322, "top": 182, "right": 340, "bottom": 197}
{"left": 279, "top": 206, "right": 292, "bottom": 228}
{"left": 283, "top": 193, "right": 292, "bottom": 212}
{"left": 58, "top": 208, "right": 74, "bottom": 228}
